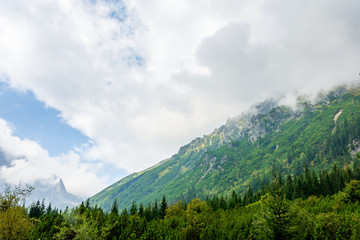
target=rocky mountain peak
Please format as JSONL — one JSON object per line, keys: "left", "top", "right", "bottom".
{"left": 54, "top": 178, "right": 67, "bottom": 193}
{"left": 27, "top": 178, "right": 82, "bottom": 210}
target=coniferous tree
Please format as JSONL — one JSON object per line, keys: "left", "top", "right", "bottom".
{"left": 119, "top": 208, "right": 129, "bottom": 229}
{"left": 152, "top": 200, "right": 158, "bottom": 219}
{"left": 244, "top": 185, "right": 254, "bottom": 205}
{"left": 110, "top": 199, "right": 119, "bottom": 217}
{"left": 130, "top": 201, "right": 137, "bottom": 216}
{"left": 210, "top": 196, "right": 219, "bottom": 210}
{"left": 310, "top": 170, "right": 319, "bottom": 196}
{"left": 229, "top": 190, "right": 238, "bottom": 209}
{"left": 285, "top": 175, "right": 294, "bottom": 200}
{"left": 138, "top": 203, "right": 144, "bottom": 218}
{"left": 219, "top": 196, "right": 227, "bottom": 210}
{"left": 159, "top": 195, "right": 167, "bottom": 219}
{"left": 85, "top": 198, "right": 90, "bottom": 209}
{"left": 78, "top": 201, "right": 85, "bottom": 216}
{"left": 144, "top": 203, "right": 152, "bottom": 221}
{"left": 29, "top": 200, "right": 45, "bottom": 219}
{"left": 46, "top": 203, "right": 53, "bottom": 215}
{"left": 238, "top": 194, "right": 243, "bottom": 207}
{"left": 263, "top": 169, "right": 291, "bottom": 240}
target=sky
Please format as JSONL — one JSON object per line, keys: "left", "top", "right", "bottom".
{"left": 0, "top": 0, "right": 359, "bottom": 197}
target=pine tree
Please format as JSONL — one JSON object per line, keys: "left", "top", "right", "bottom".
{"left": 210, "top": 196, "right": 219, "bottom": 210}
{"left": 244, "top": 185, "right": 254, "bottom": 205}
{"left": 110, "top": 199, "right": 119, "bottom": 217}
{"left": 144, "top": 203, "right": 152, "bottom": 221}
{"left": 219, "top": 196, "right": 227, "bottom": 210}
{"left": 152, "top": 200, "right": 158, "bottom": 219}
{"left": 130, "top": 201, "right": 137, "bottom": 215}
{"left": 285, "top": 175, "right": 294, "bottom": 200}
{"left": 120, "top": 208, "right": 129, "bottom": 229}
{"left": 263, "top": 169, "right": 291, "bottom": 240}
{"left": 159, "top": 195, "right": 167, "bottom": 219}
{"left": 229, "top": 190, "right": 238, "bottom": 209}
{"left": 85, "top": 198, "right": 90, "bottom": 209}
{"left": 46, "top": 203, "right": 53, "bottom": 215}
{"left": 138, "top": 203, "right": 144, "bottom": 218}
{"left": 29, "top": 200, "right": 45, "bottom": 219}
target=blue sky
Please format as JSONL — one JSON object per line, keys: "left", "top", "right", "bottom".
{"left": 0, "top": 82, "right": 89, "bottom": 156}
{"left": 0, "top": 80, "right": 128, "bottom": 193}
{"left": 0, "top": 81, "right": 129, "bottom": 186}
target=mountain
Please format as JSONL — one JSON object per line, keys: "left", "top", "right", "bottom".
{"left": 90, "top": 86, "right": 360, "bottom": 211}
{"left": 28, "top": 178, "right": 82, "bottom": 210}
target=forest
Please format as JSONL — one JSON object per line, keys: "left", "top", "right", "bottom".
{"left": 1, "top": 161, "right": 360, "bottom": 240}
{"left": 2, "top": 89, "right": 360, "bottom": 239}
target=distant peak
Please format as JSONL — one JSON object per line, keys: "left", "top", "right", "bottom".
{"left": 55, "top": 178, "right": 67, "bottom": 192}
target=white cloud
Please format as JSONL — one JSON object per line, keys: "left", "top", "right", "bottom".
{"left": 0, "top": 0, "right": 359, "bottom": 195}
{"left": 174, "top": 1, "right": 360, "bottom": 115}
{"left": 0, "top": 118, "right": 107, "bottom": 196}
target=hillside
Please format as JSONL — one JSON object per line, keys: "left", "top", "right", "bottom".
{"left": 90, "top": 86, "right": 360, "bottom": 211}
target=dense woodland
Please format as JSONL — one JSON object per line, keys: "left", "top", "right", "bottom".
{"left": 1, "top": 162, "right": 360, "bottom": 239}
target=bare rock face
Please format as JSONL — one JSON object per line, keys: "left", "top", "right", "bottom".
{"left": 178, "top": 98, "right": 291, "bottom": 163}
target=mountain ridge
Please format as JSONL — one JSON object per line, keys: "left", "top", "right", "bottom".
{"left": 90, "top": 85, "right": 360, "bottom": 211}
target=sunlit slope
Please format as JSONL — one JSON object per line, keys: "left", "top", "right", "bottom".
{"left": 90, "top": 87, "right": 360, "bottom": 211}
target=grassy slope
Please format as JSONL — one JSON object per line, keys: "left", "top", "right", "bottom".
{"left": 193, "top": 90, "right": 360, "bottom": 197}
{"left": 90, "top": 88, "right": 360, "bottom": 211}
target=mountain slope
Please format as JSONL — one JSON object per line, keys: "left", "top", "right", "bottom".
{"left": 90, "top": 86, "right": 360, "bottom": 211}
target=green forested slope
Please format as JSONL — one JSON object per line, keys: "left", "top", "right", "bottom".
{"left": 8, "top": 163, "right": 360, "bottom": 239}
{"left": 90, "top": 86, "right": 360, "bottom": 211}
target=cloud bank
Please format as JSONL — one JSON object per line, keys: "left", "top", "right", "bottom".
{"left": 0, "top": 0, "right": 359, "bottom": 195}
{"left": 0, "top": 118, "right": 106, "bottom": 196}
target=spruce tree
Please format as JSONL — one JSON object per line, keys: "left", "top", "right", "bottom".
{"left": 110, "top": 199, "right": 119, "bottom": 217}
{"left": 219, "top": 196, "right": 227, "bottom": 210}
{"left": 152, "top": 200, "right": 158, "bottom": 219}
{"left": 144, "top": 203, "right": 152, "bottom": 221}
{"left": 138, "top": 203, "right": 144, "bottom": 218}
{"left": 159, "top": 195, "right": 167, "bottom": 219}
{"left": 229, "top": 190, "right": 238, "bottom": 209}
{"left": 263, "top": 169, "right": 291, "bottom": 240}
{"left": 130, "top": 201, "right": 137, "bottom": 215}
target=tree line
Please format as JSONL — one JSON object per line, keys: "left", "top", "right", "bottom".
{"left": 1, "top": 161, "right": 360, "bottom": 239}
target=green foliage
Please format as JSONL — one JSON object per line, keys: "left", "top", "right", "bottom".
{"left": 90, "top": 87, "right": 360, "bottom": 211}
{"left": 28, "top": 200, "right": 46, "bottom": 219}
{"left": 0, "top": 184, "right": 34, "bottom": 240}
{"left": 110, "top": 199, "right": 119, "bottom": 216}
{"left": 3, "top": 163, "right": 360, "bottom": 239}
{"left": 159, "top": 195, "right": 167, "bottom": 219}
{"left": 3, "top": 86, "right": 360, "bottom": 239}
{"left": 342, "top": 180, "right": 360, "bottom": 203}
{"left": 261, "top": 171, "right": 291, "bottom": 239}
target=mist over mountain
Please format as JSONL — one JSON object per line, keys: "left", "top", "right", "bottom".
{"left": 27, "top": 179, "right": 82, "bottom": 210}
{"left": 89, "top": 85, "right": 360, "bottom": 211}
